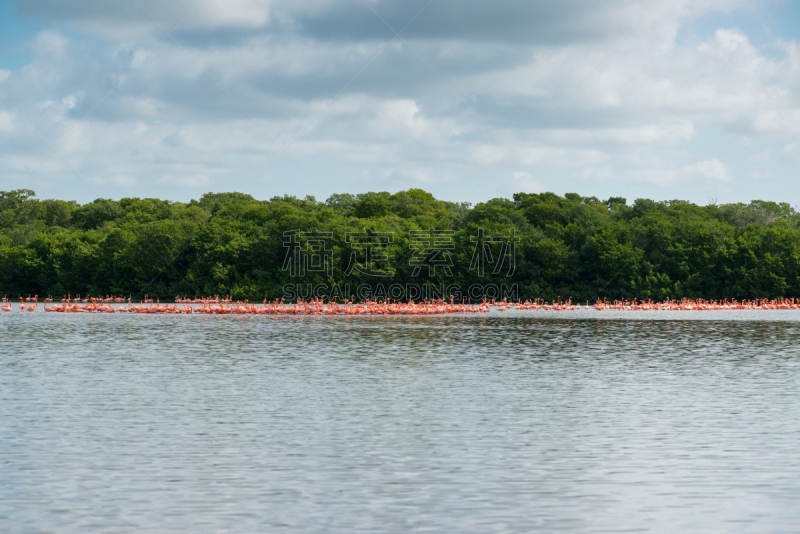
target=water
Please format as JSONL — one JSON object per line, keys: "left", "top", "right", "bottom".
{"left": 2, "top": 310, "right": 800, "bottom": 533}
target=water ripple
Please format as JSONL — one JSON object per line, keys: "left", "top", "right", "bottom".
{"left": 1, "top": 311, "right": 799, "bottom": 532}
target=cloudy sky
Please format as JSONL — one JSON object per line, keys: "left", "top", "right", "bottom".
{"left": 0, "top": 0, "right": 799, "bottom": 205}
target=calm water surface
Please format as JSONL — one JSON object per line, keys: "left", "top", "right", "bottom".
{"left": 2, "top": 309, "right": 800, "bottom": 533}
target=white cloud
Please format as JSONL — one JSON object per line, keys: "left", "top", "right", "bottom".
{"left": 1, "top": 0, "right": 799, "bottom": 204}
{"left": 0, "top": 111, "right": 15, "bottom": 132}
{"left": 93, "top": 174, "right": 138, "bottom": 187}
{"left": 197, "top": 0, "right": 272, "bottom": 29}
{"left": 635, "top": 158, "right": 731, "bottom": 186}
{"left": 579, "top": 166, "right": 616, "bottom": 182}
{"left": 682, "top": 158, "right": 731, "bottom": 182}
{"left": 749, "top": 150, "right": 770, "bottom": 162}
{"left": 783, "top": 142, "right": 800, "bottom": 161}
{"left": 749, "top": 170, "right": 774, "bottom": 181}
{"left": 157, "top": 174, "right": 212, "bottom": 188}
{"left": 546, "top": 121, "right": 695, "bottom": 146}
{"left": 378, "top": 100, "right": 427, "bottom": 136}
{"left": 30, "top": 30, "right": 69, "bottom": 57}
{"left": 513, "top": 171, "right": 543, "bottom": 193}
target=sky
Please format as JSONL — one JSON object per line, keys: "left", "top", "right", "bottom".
{"left": 0, "top": 0, "right": 799, "bottom": 206}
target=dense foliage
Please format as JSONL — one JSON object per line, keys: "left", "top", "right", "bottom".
{"left": 2, "top": 187, "right": 800, "bottom": 301}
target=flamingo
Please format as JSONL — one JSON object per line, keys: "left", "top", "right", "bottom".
{"left": 5, "top": 289, "right": 799, "bottom": 316}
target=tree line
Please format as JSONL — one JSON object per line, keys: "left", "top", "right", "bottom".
{"left": 1, "top": 187, "right": 799, "bottom": 301}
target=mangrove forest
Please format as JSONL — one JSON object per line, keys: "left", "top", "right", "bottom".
{"left": 1, "top": 188, "right": 799, "bottom": 302}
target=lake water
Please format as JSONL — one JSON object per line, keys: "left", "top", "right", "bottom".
{"left": 2, "top": 309, "right": 800, "bottom": 533}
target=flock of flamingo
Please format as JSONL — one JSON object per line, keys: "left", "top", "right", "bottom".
{"left": 520, "top": 297, "right": 800, "bottom": 311}
{"left": 2, "top": 294, "right": 800, "bottom": 315}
